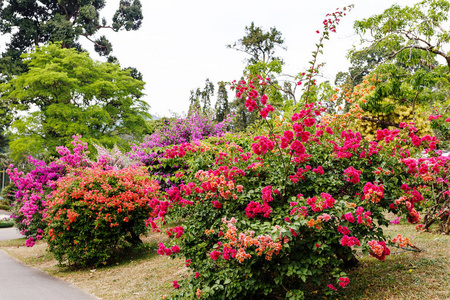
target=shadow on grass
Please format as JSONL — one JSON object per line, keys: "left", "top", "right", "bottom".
{"left": 55, "top": 240, "right": 162, "bottom": 273}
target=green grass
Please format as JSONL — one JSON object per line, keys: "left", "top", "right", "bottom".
{"left": 0, "top": 220, "right": 14, "bottom": 228}
{"left": 0, "top": 237, "right": 26, "bottom": 247}
{"left": 338, "top": 222, "right": 450, "bottom": 300}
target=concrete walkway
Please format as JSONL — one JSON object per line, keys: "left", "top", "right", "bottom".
{"left": 0, "top": 209, "right": 23, "bottom": 241}
{"left": 0, "top": 209, "right": 97, "bottom": 300}
{"left": 0, "top": 251, "right": 98, "bottom": 300}
{"left": 0, "top": 227, "right": 23, "bottom": 241}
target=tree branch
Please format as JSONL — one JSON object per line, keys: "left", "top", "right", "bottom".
{"left": 95, "top": 25, "right": 115, "bottom": 30}
{"left": 58, "top": 3, "right": 69, "bottom": 20}
{"left": 82, "top": 34, "right": 107, "bottom": 49}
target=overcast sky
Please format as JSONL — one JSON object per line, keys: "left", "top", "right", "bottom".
{"left": 5, "top": 0, "right": 415, "bottom": 117}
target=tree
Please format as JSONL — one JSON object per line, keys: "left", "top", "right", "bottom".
{"left": 335, "top": 47, "right": 391, "bottom": 89}
{"left": 0, "top": 0, "right": 143, "bottom": 76}
{"left": 189, "top": 78, "right": 214, "bottom": 115}
{"left": 1, "top": 43, "right": 150, "bottom": 162}
{"left": 348, "top": 0, "right": 450, "bottom": 144}
{"left": 227, "top": 22, "right": 286, "bottom": 66}
{"left": 214, "top": 81, "right": 229, "bottom": 123}
{"left": 227, "top": 23, "right": 286, "bottom": 131}
{"left": 353, "top": 0, "right": 450, "bottom": 69}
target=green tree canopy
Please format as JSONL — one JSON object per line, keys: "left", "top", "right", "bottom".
{"left": 345, "top": 0, "right": 450, "bottom": 145}
{"left": 227, "top": 22, "right": 286, "bottom": 66}
{"left": 353, "top": 0, "right": 450, "bottom": 70}
{"left": 0, "top": 0, "right": 143, "bottom": 76}
{"left": 214, "top": 81, "right": 230, "bottom": 123}
{"left": 1, "top": 43, "right": 150, "bottom": 162}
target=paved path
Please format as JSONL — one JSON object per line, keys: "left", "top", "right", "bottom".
{"left": 0, "top": 251, "right": 98, "bottom": 300}
{"left": 0, "top": 210, "right": 97, "bottom": 300}
{"left": 0, "top": 227, "right": 23, "bottom": 241}
{"left": 0, "top": 209, "right": 23, "bottom": 241}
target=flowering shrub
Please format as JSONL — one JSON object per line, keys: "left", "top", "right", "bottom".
{"left": 154, "top": 96, "right": 444, "bottom": 299}
{"left": 6, "top": 135, "right": 138, "bottom": 246}
{"left": 128, "top": 108, "right": 232, "bottom": 191}
{"left": 4, "top": 5, "right": 447, "bottom": 299}
{"left": 6, "top": 135, "right": 94, "bottom": 246}
{"left": 397, "top": 155, "right": 450, "bottom": 233}
{"left": 129, "top": 108, "right": 231, "bottom": 165}
{"left": 137, "top": 7, "right": 450, "bottom": 298}
{"left": 45, "top": 167, "right": 166, "bottom": 267}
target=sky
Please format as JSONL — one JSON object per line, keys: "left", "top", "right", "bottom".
{"left": 5, "top": 0, "right": 415, "bottom": 118}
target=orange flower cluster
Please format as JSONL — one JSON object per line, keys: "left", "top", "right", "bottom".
{"left": 391, "top": 234, "right": 414, "bottom": 248}
{"left": 236, "top": 248, "right": 252, "bottom": 263}
{"left": 195, "top": 170, "right": 242, "bottom": 201}
{"left": 48, "top": 167, "right": 162, "bottom": 232}
{"left": 367, "top": 240, "right": 384, "bottom": 256}
{"left": 363, "top": 182, "right": 384, "bottom": 204}
{"left": 421, "top": 172, "right": 434, "bottom": 182}
{"left": 344, "top": 201, "right": 357, "bottom": 208}
{"left": 205, "top": 229, "right": 215, "bottom": 235}
{"left": 256, "top": 236, "right": 282, "bottom": 261}
{"left": 220, "top": 218, "right": 283, "bottom": 262}
{"left": 306, "top": 218, "right": 322, "bottom": 230}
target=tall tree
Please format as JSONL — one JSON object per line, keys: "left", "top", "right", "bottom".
{"left": 1, "top": 43, "right": 150, "bottom": 162}
{"left": 227, "top": 23, "right": 286, "bottom": 131}
{"left": 0, "top": 0, "right": 143, "bottom": 76}
{"left": 335, "top": 47, "right": 391, "bottom": 89}
{"left": 189, "top": 78, "right": 214, "bottom": 115}
{"left": 227, "top": 22, "right": 286, "bottom": 66}
{"left": 189, "top": 88, "right": 201, "bottom": 112}
{"left": 214, "top": 81, "right": 229, "bottom": 123}
{"left": 353, "top": 0, "right": 450, "bottom": 70}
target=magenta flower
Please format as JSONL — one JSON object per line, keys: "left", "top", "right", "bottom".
{"left": 210, "top": 250, "right": 221, "bottom": 261}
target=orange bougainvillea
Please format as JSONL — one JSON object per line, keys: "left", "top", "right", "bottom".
{"left": 45, "top": 167, "right": 166, "bottom": 267}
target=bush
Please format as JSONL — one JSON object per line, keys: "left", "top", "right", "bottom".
{"left": 152, "top": 70, "right": 445, "bottom": 299}
{"left": 0, "top": 183, "right": 17, "bottom": 206}
{"left": 45, "top": 167, "right": 166, "bottom": 267}
{"left": 128, "top": 107, "right": 232, "bottom": 191}
{"left": 0, "top": 219, "right": 14, "bottom": 228}
{"left": 6, "top": 134, "right": 135, "bottom": 247}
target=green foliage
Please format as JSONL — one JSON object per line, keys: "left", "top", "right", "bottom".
{"left": 0, "top": 183, "right": 17, "bottom": 206}
{"left": 189, "top": 78, "right": 215, "bottom": 115}
{"left": 1, "top": 43, "right": 150, "bottom": 162}
{"left": 353, "top": 0, "right": 450, "bottom": 69}
{"left": 214, "top": 82, "right": 230, "bottom": 123}
{"left": 342, "top": 1, "right": 450, "bottom": 141}
{"left": 227, "top": 22, "right": 286, "bottom": 66}
{"left": 0, "top": 219, "right": 14, "bottom": 228}
{"left": 335, "top": 47, "right": 390, "bottom": 89}
{"left": 0, "top": 0, "right": 143, "bottom": 67}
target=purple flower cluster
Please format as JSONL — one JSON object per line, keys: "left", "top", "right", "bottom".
{"left": 128, "top": 108, "right": 231, "bottom": 164}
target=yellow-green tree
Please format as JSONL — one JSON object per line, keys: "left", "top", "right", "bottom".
{"left": 1, "top": 43, "right": 150, "bottom": 162}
